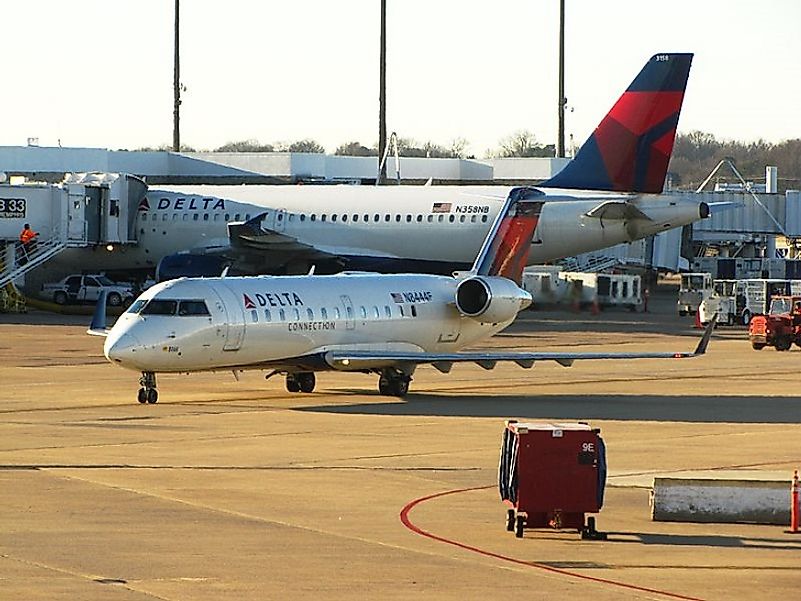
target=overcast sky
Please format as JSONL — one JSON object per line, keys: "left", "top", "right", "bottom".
{"left": 2, "top": 0, "right": 799, "bottom": 155}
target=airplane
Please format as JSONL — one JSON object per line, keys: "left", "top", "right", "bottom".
{"left": 56, "top": 52, "right": 708, "bottom": 279}
{"left": 89, "top": 185, "right": 714, "bottom": 404}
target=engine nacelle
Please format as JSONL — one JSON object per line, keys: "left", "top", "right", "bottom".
{"left": 455, "top": 276, "right": 531, "bottom": 323}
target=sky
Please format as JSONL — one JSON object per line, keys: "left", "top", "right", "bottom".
{"left": 1, "top": 0, "right": 799, "bottom": 156}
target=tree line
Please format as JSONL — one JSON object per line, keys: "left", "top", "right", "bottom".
{"left": 138, "top": 130, "right": 801, "bottom": 191}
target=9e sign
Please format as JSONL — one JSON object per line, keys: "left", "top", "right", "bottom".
{"left": 0, "top": 198, "right": 26, "bottom": 218}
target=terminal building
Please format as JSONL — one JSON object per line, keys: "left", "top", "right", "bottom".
{"left": 0, "top": 145, "right": 799, "bottom": 311}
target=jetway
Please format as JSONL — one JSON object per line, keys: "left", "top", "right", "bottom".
{"left": 0, "top": 173, "right": 146, "bottom": 289}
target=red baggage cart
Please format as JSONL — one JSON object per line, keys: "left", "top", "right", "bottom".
{"left": 499, "top": 420, "right": 607, "bottom": 539}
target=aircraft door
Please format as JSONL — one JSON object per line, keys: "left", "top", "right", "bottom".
{"left": 340, "top": 295, "right": 355, "bottom": 330}
{"left": 84, "top": 187, "right": 103, "bottom": 243}
{"left": 273, "top": 209, "right": 287, "bottom": 232}
{"left": 211, "top": 284, "right": 246, "bottom": 351}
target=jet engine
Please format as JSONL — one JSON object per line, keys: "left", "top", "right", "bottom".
{"left": 455, "top": 276, "right": 532, "bottom": 323}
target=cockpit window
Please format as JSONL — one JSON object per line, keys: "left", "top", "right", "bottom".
{"left": 178, "top": 300, "right": 210, "bottom": 316}
{"left": 127, "top": 299, "right": 147, "bottom": 314}
{"left": 141, "top": 299, "right": 178, "bottom": 315}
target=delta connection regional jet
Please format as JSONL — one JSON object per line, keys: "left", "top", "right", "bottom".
{"left": 89, "top": 186, "right": 713, "bottom": 404}
{"left": 62, "top": 53, "right": 711, "bottom": 279}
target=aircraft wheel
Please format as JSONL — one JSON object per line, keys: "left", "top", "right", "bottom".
{"left": 389, "top": 378, "right": 409, "bottom": 397}
{"left": 137, "top": 388, "right": 148, "bottom": 404}
{"left": 378, "top": 378, "right": 390, "bottom": 396}
{"left": 146, "top": 389, "right": 158, "bottom": 404}
{"left": 286, "top": 376, "right": 301, "bottom": 393}
{"left": 297, "top": 372, "right": 316, "bottom": 393}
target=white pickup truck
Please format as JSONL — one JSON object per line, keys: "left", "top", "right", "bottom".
{"left": 41, "top": 274, "right": 135, "bottom": 306}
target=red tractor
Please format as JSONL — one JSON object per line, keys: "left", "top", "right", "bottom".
{"left": 748, "top": 295, "right": 801, "bottom": 351}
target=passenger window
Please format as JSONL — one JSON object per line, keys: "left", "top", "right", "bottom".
{"left": 321, "top": 214, "right": 327, "bottom": 222}
{"left": 213, "top": 214, "right": 220, "bottom": 221}
{"left": 373, "top": 306, "right": 380, "bottom": 318}
{"left": 411, "top": 305, "right": 417, "bottom": 317}
{"left": 427, "top": 215, "right": 433, "bottom": 223}
{"left": 163, "top": 213, "right": 169, "bottom": 221}
{"left": 460, "top": 215, "right": 466, "bottom": 223}
{"left": 374, "top": 214, "right": 380, "bottom": 222}
{"left": 449, "top": 215, "right": 455, "bottom": 223}
{"left": 438, "top": 215, "right": 444, "bottom": 222}
{"left": 203, "top": 214, "right": 209, "bottom": 221}
{"left": 482, "top": 215, "right": 488, "bottom": 222}
{"left": 245, "top": 214, "right": 250, "bottom": 220}
{"left": 395, "top": 214, "right": 401, "bottom": 222}
{"left": 353, "top": 214, "right": 359, "bottom": 222}
{"left": 321, "top": 307, "right": 328, "bottom": 319}
{"left": 360, "top": 306, "right": 367, "bottom": 319}
{"left": 182, "top": 214, "right": 188, "bottom": 221}
{"left": 384, "top": 305, "right": 391, "bottom": 318}
{"left": 235, "top": 214, "right": 241, "bottom": 221}
{"left": 264, "top": 309, "right": 271, "bottom": 322}
{"left": 332, "top": 214, "right": 337, "bottom": 222}
{"left": 289, "top": 214, "right": 295, "bottom": 222}
{"left": 346, "top": 306, "right": 353, "bottom": 319}
{"left": 251, "top": 310, "right": 258, "bottom": 323}
{"left": 307, "top": 308, "right": 314, "bottom": 320}
{"left": 471, "top": 215, "right": 477, "bottom": 223}
{"left": 300, "top": 214, "right": 306, "bottom": 222}
{"left": 173, "top": 213, "right": 179, "bottom": 221}
{"left": 293, "top": 308, "right": 300, "bottom": 321}
{"left": 363, "top": 214, "right": 369, "bottom": 222}
{"left": 225, "top": 213, "right": 230, "bottom": 221}
{"left": 310, "top": 214, "right": 317, "bottom": 222}
{"left": 384, "top": 214, "right": 390, "bottom": 222}
{"left": 279, "top": 309, "right": 286, "bottom": 321}
{"left": 416, "top": 215, "right": 422, "bottom": 222}
{"left": 193, "top": 214, "right": 199, "bottom": 221}
{"left": 342, "top": 215, "right": 348, "bottom": 222}
{"left": 334, "top": 307, "right": 341, "bottom": 319}
{"left": 406, "top": 214, "right": 412, "bottom": 222}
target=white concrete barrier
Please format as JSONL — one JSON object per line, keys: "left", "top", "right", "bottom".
{"left": 651, "top": 478, "right": 791, "bottom": 525}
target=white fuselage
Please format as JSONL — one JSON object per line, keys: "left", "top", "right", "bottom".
{"left": 56, "top": 185, "right": 706, "bottom": 272}
{"left": 104, "top": 273, "right": 529, "bottom": 374}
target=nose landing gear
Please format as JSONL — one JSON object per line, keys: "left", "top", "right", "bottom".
{"left": 137, "top": 371, "right": 158, "bottom": 404}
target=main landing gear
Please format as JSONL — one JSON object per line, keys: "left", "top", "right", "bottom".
{"left": 286, "top": 372, "right": 316, "bottom": 393}
{"left": 378, "top": 368, "right": 411, "bottom": 397}
{"left": 137, "top": 371, "right": 158, "bottom": 404}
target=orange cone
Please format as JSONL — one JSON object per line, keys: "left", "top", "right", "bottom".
{"left": 694, "top": 310, "right": 703, "bottom": 329}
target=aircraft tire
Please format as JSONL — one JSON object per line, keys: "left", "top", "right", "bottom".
{"left": 298, "top": 372, "right": 316, "bottom": 393}
{"left": 286, "top": 376, "right": 301, "bottom": 393}
{"left": 146, "top": 389, "right": 158, "bottom": 404}
{"left": 137, "top": 388, "right": 148, "bottom": 404}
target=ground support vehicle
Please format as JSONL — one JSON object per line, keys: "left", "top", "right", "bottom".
{"left": 499, "top": 421, "right": 607, "bottom": 540}
{"left": 677, "top": 272, "right": 712, "bottom": 316}
{"left": 41, "top": 274, "right": 134, "bottom": 306}
{"left": 748, "top": 295, "right": 801, "bottom": 351}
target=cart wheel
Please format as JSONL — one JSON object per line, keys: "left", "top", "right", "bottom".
{"left": 515, "top": 515, "right": 524, "bottom": 538}
{"left": 586, "top": 516, "right": 596, "bottom": 534}
{"left": 506, "top": 509, "right": 515, "bottom": 532}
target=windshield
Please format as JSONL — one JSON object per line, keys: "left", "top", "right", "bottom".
{"left": 682, "top": 275, "right": 706, "bottom": 291}
{"left": 141, "top": 299, "right": 178, "bottom": 315}
{"left": 127, "top": 299, "right": 147, "bottom": 314}
{"left": 770, "top": 298, "right": 792, "bottom": 314}
{"left": 178, "top": 300, "right": 210, "bottom": 316}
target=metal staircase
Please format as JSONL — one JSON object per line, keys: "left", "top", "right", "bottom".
{"left": 558, "top": 253, "right": 620, "bottom": 273}
{"left": 0, "top": 227, "right": 67, "bottom": 289}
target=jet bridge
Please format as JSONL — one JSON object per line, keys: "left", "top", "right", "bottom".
{"left": 0, "top": 172, "right": 146, "bottom": 291}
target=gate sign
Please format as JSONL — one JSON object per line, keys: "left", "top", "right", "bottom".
{"left": 0, "top": 198, "right": 26, "bottom": 218}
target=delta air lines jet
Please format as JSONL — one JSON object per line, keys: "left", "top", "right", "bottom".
{"left": 62, "top": 53, "right": 709, "bottom": 279}
{"left": 89, "top": 186, "right": 713, "bottom": 404}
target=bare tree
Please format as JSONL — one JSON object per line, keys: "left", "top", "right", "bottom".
{"left": 495, "top": 130, "right": 554, "bottom": 158}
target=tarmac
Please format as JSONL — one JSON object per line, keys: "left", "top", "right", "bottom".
{"left": 1, "top": 295, "right": 800, "bottom": 600}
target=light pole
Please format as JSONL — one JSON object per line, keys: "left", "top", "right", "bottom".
{"left": 378, "top": 0, "right": 387, "bottom": 184}
{"left": 173, "top": 0, "right": 181, "bottom": 152}
{"left": 557, "top": 0, "right": 566, "bottom": 158}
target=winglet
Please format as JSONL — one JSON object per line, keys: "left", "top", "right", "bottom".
{"left": 541, "top": 52, "right": 693, "bottom": 194}
{"left": 471, "top": 186, "right": 545, "bottom": 285}
{"left": 692, "top": 314, "right": 717, "bottom": 356}
{"left": 87, "top": 290, "right": 109, "bottom": 337}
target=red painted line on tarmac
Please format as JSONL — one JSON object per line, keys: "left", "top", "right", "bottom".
{"left": 399, "top": 485, "right": 704, "bottom": 601}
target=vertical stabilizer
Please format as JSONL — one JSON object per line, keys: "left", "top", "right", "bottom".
{"left": 541, "top": 52, "right": 693, "bottom": 194}
{"left": 472, "top": 187, "right": 544, "bottom": 285}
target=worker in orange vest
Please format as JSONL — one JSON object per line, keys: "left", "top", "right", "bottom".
{"left": 19, "top": 223, "right": 38, "bottom": 263}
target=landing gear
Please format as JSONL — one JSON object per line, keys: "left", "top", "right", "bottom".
{"left": 286, "top": 372, "right": 316, "bottom": 393}
{"left": 377, "top": 369, "right": 412, "bottom": 397}
{"left": 138, "top": 372, "right": 158, "bottom": 404}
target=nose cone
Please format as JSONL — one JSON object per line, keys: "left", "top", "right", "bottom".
{"left": 104, "top": 332, "right": 142, "bottom": 365}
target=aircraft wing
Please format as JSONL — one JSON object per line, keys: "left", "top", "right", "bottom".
{"left": 324, "top": 320, "right": 714, "bottom": 372}
{"left": 228, "top": 213, "right": 339, "bottom": 263}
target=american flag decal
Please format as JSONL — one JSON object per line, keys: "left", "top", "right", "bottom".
{"left": 390, "top": 292, "right": 404, "bottom": 303}
{"left": 432, "top": 202, "right": 452, "bottom": 213}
